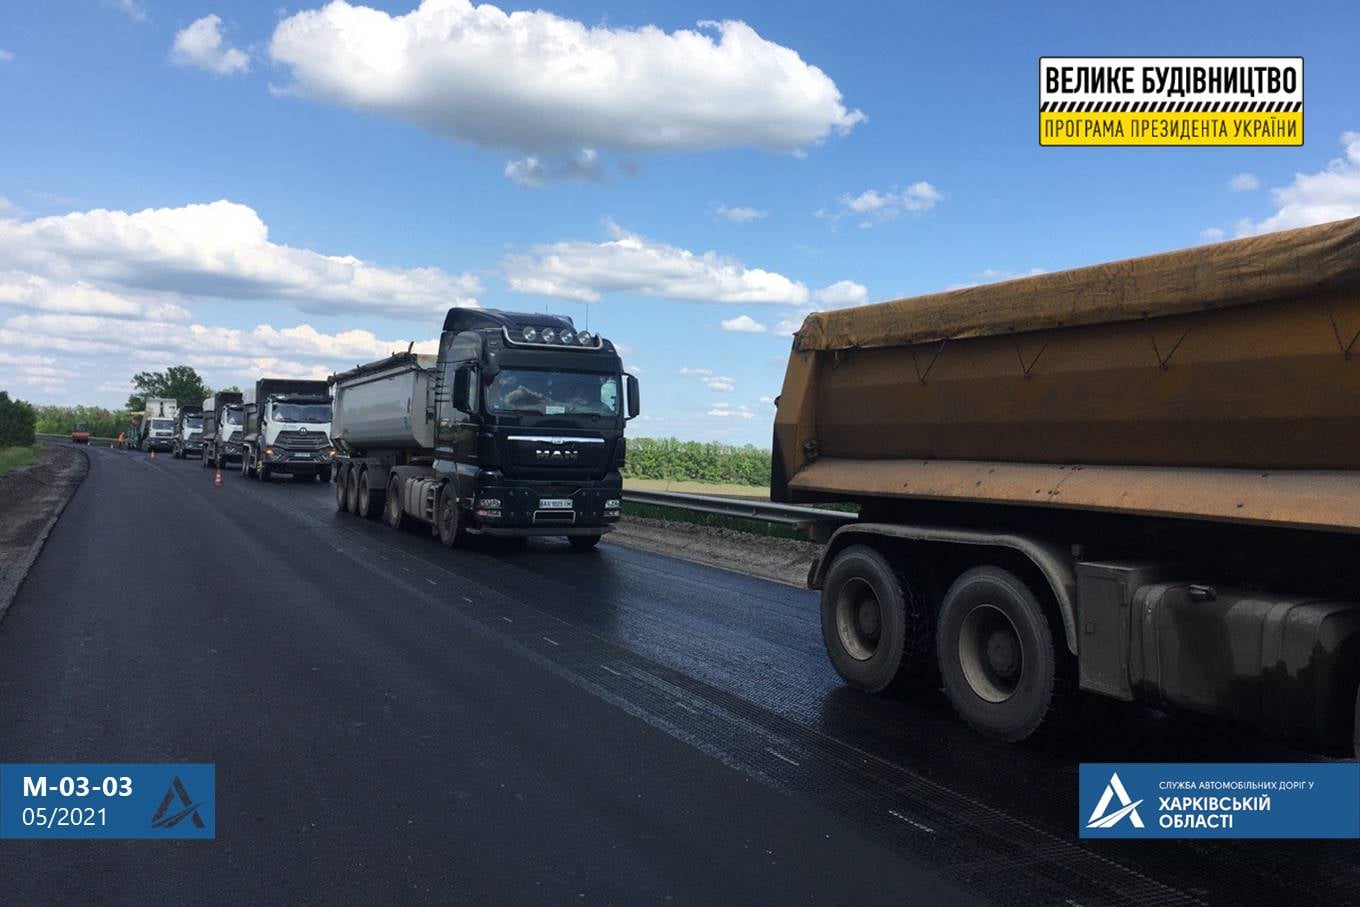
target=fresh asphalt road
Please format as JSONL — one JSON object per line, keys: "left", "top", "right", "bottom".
{"left": 1, "top": 446, "right": 1357, "bottom": 905}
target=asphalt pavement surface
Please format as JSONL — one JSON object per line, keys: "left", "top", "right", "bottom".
{"left": 1, "top": 445, "right": 1356, "bottom": 905}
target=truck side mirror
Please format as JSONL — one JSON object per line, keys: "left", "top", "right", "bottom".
{"left": 625, "top": 374, "right": 640, "bottom": 420}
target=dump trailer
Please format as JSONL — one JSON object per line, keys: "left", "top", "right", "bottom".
{"left": 773, "top": 216, "right": 1360, "bottom": 756}
{"left": 241, "top": 379, "right": 334, "bottom": 482}
{"left": 199, "top": 391, "right": 244, "bottom": 469}
{"left": 330, "top": 308, "right": 639, "bottom": 549}
{"left": 172, "top": 406, "right": 203, "bottom": 459}
{"left": 140, "top": 397, "right": 178, "bottom": 452}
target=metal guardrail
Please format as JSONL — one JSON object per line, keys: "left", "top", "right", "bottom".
{"left": 37, "top": 433, "right": 119, "bottom": 446}
{"left": 622, "top": 489, "right": 857, "bottom": 529}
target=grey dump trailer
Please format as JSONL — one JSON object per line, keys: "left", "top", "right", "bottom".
{"left": 774, "top": 217, "right": 1360, "bottom": 756}
{"left": 330, "top": 308, "right": 639, "bottom": 549}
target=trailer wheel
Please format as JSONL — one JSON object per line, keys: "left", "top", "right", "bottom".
{"left": 355, "top": 470, "right": 383, "bottom": 519}
{"left": 937, "top": 566, "right": 1060, "bottom": 743}
{"left": 820, "top": 545, "right": 936, "bottom": 694}
{"left": 334, "top": 465, "right": 349, "bottom": 511}
{"left": 569, "top": 534, "right": 602, "bottom": 550}
{"left": 383, "top": 477, "right": 406, "bottom": 530}
{"left": 344, "top": 467, "right": 360, "bottom": 514}
{"left": 437, "top": 489, "right": 465, "bottom": 548}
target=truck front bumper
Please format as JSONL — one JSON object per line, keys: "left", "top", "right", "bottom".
{"left": 466, "top": 472, "right": 622, "bottom": 534}
{"left": 264, "top": 448, "right": 335, "bottom": 474}
{"left": 148, "top": 437, "right": 174, "bottom": 451}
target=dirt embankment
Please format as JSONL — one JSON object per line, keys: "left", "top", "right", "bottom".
{"left": 607, "top": 514, "right": 821, "bottom": 587}
{"left": 0, "top": 443, "right": 88, "bottom": 620}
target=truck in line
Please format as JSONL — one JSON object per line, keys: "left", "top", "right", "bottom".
{"left": 330, "top": 308, "right": 638, "bottom": 549}
{"left": 199, "top": 391, "right": 244, "bottom": 469}
{"left": 171, "top": 406, "right": 204, "bottom": 459}
{"left": 773, "top": 216, "right": 1360, "bottom": 756}
{"left": 139, "top": 397, "right": 178, "bottom": 452}
{"left": 240, "top": 379, "right": 335, "bottom": 482}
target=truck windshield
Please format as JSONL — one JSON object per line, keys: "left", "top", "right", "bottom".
{"left": 151, "top": 419, "right": 174, "bottom": 430}
{"left": 185, "top": 416, "right": 203, "bottom": 429}
{"left": 486, "top": 369, "right": 619, "bottom": 417}
{"left": 272, "top": 403, "right": 331, "bottom": 423}
{"left": 224, "top": 409, "right": 243, "bottom": 424}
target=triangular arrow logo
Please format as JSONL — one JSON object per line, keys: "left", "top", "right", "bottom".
{"left": 150, "top": 776, "right": 206, "bottom": 829}
{"left": 1086, "top": 771, "right": 1145, "bottom": 829}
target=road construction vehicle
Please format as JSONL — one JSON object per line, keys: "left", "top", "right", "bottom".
{"left": 172, "top": 407, "right": 204, "bottom": 459}
{"left": 774, "top": 216, "right": 1360, "bottom": 756}
{"left": 69, "top": 421, "right": 89, "bottom": 444}
{"left": 330, "top": 308, "right": 638, "bottom": 549}
{"left": 200, "top": 391, "right": 244, "bottom": 469}
{"left": 240, "top": 379, "right": 335, "bottom": 482}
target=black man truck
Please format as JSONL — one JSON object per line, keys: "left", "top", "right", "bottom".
{"left": 241, "top": 379, "right": 335, "bottom": 482}
{"left": 774, "top": 216, "right": 1360, "bottom": 756}
{"left": 330, "top": 308, "right": 638, "bottom": 549}
{"left": 200, "top": 391, "right": 244, "bottom": 469}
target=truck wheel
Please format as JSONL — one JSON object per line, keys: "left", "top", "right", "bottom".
{"left": 258, "top": 461, "right": 272, "bottom": 482}
{"left": 820, "top": 545, "right": 936, "bottom": 694}
{"left": 316, "top": 466, "right": 332, "bottom": 483}
{"left": 345, "top": 467, "right": 361, "bottom": 514}
{"left": 383, "top": 477, "right": 406, "bottom": 530}
{"left": 936, "top": 566, "right": 1060, "bottom": 743}
{"left": 569, "top": 534, "right": 602, "bottom": 550}
{"left": 437, "top": 490, "right": 465, "bottom": 548}
{"left": 334, "top": 465, "right": 349, "bottom": 512}
{"left": 355, "top": 470, "right": 382, "bottom": 519}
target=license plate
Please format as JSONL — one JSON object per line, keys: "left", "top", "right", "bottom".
{"left": 539, "top": 498, "right": 573, "bottom": 510}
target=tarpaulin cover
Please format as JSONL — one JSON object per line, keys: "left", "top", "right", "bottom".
{"left": 794, "top": 217, "right": 1360, "bottom": 351}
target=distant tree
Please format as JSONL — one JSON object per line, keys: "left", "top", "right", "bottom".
{"left": 218, "top": 385, "right": 241, "bottom": 394}
{"left": 0, "top": 391, "right": 37, "bottom": 447}
{"left": 127, "top": 366, "right": 212, "bottom": 411}
{"left": 34, "top": 404, "right": 129, "bottom": 439}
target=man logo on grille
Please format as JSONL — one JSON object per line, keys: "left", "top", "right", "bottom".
{"left": 150, "top": 776, "right": 206, "bottom": 829}
{"left": 1086, "top": 771, "right": 1145, "bottom": 829}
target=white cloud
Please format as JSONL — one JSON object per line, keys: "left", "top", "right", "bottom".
{"left": 820, "top": 182, "right": 941, "bottom": 228}
{"left": 1237, "top": 132, "right": 1360, "bottom": 236}
{"left": 0, "top": 274, "right": 189, "bottom": 321}
{"left": 0, "top": 199, "right": 480, "bottom": 318}
{"left": 172, "top": 15, "right": 251, "bottom": 76}
{"left": 1200, "top": 227, "right": 1226, "bottom": 242}
{"left": 1228, "top": 173, "right": 1259, "bottom": 192}
{"left": 708, "top": 402, "right": 755, "bottom": 419}
{"left": 715, "top": 205, "right": 767, "bottom": 224}
{"left": 0, "top": 49, "right": 14, "bottom": 63}
{"left": 758, "top": 395, "right": 774, "bottom": 405}
{"left": 721, "top": 314, "right": 768, "bottom": 333}
{"left": 105, "top": 0, "right": 148, "bottom": 22}
{"left": 812, "top": 279, "right": 867, "bottom": 307}
{"left": 504, "top": 222, "right": 814, "bottom": 305}
{"left": 680, "top": 366, "right": 735, "bottom": 392}
{"left": 504, "top": 149, "right": 603, "bottom": 188}
{"left": 268, "top": 2, "right": 863, "bottom": 169}
{"left": 0, "top": 197, "right": 20, "bottom": 218}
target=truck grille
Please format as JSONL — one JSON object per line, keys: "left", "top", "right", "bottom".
{"left": 275, "top": 430, "right": 330, "bottom": 451}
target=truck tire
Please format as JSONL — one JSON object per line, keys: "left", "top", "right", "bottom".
{"left": 316, "top": 466, "right": 332, "bottom": 483}
{"left": 936, "top": 565, "right": 1061, "bottom": 743}
{"left": 355, "top": 470, "right": 382, "bottom": 519}
{"left": 820, "top": 545, "right": 936, "bottom": 694}
{"left": 335, "top": 465, "right": 349, "bottom": 512}
{"left": 258, "top": 461, "right": 272, "bottom": 482}
{"left": 383, "top": 476, "right": 407, "bottom": 530}
{"left": 437, "top": 489, "right": 465, "bottom": 548}
{"left": 345, "top": 467, "right": 361, "bottom": 515}
{"left": 569, "top": 534, "right": 602, "bottom": 550}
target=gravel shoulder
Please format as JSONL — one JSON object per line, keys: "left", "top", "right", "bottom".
{"left": 0, "top": 442, "right": 88, "bottom": 621}
{"left": 606, "top": 513, "right": 821, "bottom": 587}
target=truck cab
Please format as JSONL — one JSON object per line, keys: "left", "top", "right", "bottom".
{"left": 172, "top": 408, "right": 204, "bottom": 459}
{"left": 242, "top": 380, "right": 335, "bottom": 482}
{"left": 141, "top": 397, "right": 179, "bottom": 452}
{"left": 200, "top": 392, "right": 245, "bottom": 468}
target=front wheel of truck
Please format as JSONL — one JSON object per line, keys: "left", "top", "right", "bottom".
{"left": 569, "top": 534, "right": 602, "bottom": 550}
{"left": 820, "top": 545, "right": 936, "bottom": 694}
{"left": 437, "top": 490, "right": 465, "bottom": 548}
{"left": 936, "top": 565, "right": 1063, "bottom": 743}
{"left": 334, "top": 464, "right": 349, "bottom": 512}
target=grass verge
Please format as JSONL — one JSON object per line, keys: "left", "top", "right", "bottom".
{"left": 0, "top": 446, "right": 41, "bottom": 475}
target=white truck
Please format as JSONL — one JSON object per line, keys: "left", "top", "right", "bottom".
{"left": 140, "top": 397, "right": 178, "bottom": 452}
{"left": 241, "top": 378, "right": 335, "bottom": 482}
{"left": 200, "top": 391, "right": 245, "bottom": 469}
{"left": 172, "top": 407, "right": 204, "bottom": 459}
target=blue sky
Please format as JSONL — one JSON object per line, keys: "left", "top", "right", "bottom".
{"left": 2, "top": 0, "right": 1359, "bottom": 444}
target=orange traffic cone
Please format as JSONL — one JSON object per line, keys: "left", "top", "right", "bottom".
{"left": 213, "top": 468, "right": 223, "bottom": 487}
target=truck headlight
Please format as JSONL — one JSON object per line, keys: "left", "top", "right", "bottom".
{"left": 477, "top": 498, "right": 502, "bottom": 508}
{"left": 605, "top": 499, "right": 620, "bottom": 509}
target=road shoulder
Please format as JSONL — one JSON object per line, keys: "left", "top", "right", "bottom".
{"left": 0, "top": 442, "right": 88, "bottom": 622}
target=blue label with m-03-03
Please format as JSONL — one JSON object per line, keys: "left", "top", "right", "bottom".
{"left": 0, "top": 763, "right": 215, "bottom": 839}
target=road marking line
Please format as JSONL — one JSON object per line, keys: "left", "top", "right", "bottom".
{"left": 542, "top": 636, "right": 560, "bottom": 646}
{"left": 764, "top": 747, "right": 800, "bottom": 767}
{"left": 673, "top": 701, "right": 699, "bottom": 715}
{"left": 426, "top": 579, "right": 438, "bottom": 586}
{"left": 499, "top": 616, "right": 513, "bottom": 623}
{"left": 462, "top": 596, "right": 473, "bottom": 603}
{"left": 599, "top": 665, "right": 622, "bottom": 676}
{"left": 888, "top": 810, "right": 936, "bottom": 834}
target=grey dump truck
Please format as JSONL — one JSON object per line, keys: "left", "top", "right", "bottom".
{"left": 240, "top": 379, "right": 335, "bottom": 482}
{"left": 773, "top": 216, "right": 1360, "bottom": 756}
{"left": 172, "top": 406, "right": 203, "bottom": 459}
{"left": 200, "top": 391, "right": 244, "bottom": 469}
{"left": 330, "top": 308, "right": 639, "bottom": 549}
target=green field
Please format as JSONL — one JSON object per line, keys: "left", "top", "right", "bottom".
{"left": 622, "top": 437, "right": 770, "bottom": 486}
{"left": 0, "top": 446, "right": 41, "bottom": 475}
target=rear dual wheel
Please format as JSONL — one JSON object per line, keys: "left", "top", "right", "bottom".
{"left": 383, "top": 477, "right": 406, "bottom": 530}
{"left": 354, "top": 470, "right": 383, "bottom": 519}
{"left": 334, "top": 465, "right": 349, "bottom": 512}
